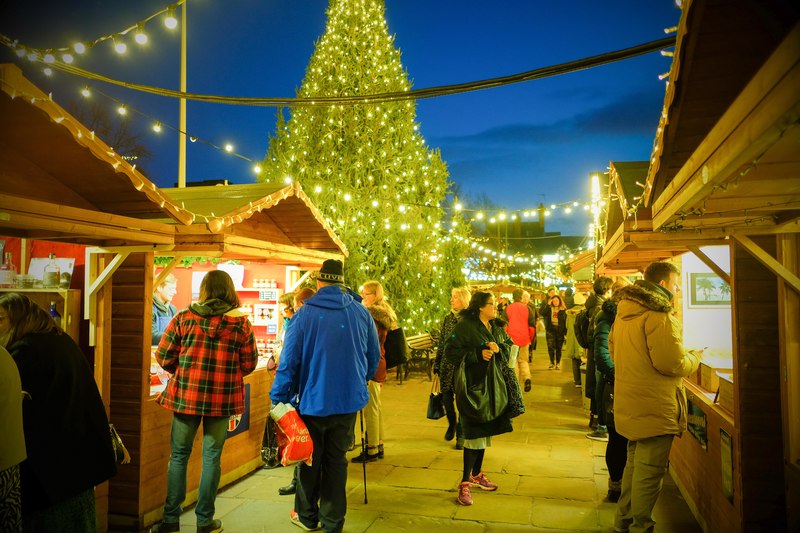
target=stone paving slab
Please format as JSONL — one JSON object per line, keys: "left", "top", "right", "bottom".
{"left": 453, "top": 492, "right": 533, "bottom": 524}
{"left": 163, "top": 349, "right": 701, "bottom": 533}
{"left": 516, "top": 474, "right": 596, "bottom": 501}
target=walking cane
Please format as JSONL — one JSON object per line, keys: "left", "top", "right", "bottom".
{"left": 359, "top": 409, "right": 368, "bottom": 504}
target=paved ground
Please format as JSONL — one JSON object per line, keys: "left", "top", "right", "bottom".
{"left": 172, "top": 345, "right": 702, "bottom": 533}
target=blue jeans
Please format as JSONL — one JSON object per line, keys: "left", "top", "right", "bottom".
{"left": 163, "top": 413, "right": 229, "bottom": 526}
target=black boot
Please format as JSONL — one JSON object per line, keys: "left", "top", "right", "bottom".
{"left": 444, "top": 422, "right": 456, "bottom": 441}
{"left": 278, "top": 477, "right": 296, "bottom": 495}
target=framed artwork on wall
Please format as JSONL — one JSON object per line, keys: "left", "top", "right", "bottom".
{"left": 688, "top": 272, "right": 731, "bottom": 308}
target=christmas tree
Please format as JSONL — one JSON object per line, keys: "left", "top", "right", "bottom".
{"left": 259, "top": 0, "right": 471, "bottom": 334}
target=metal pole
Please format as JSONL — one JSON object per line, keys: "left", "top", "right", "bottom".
{"left": 359, "top": 410, "right": 368, "bottom": 503}
{"left": 178, "top": 1, "right": 187, "bottom": 187}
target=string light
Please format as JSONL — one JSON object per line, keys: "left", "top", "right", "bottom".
{"left": 0, "top": 1, "right": 189, "bottom": 67}
{"left": 113, "top": 37, "right": 127, "bottom": 55}
{"left": 164, "top": 6, "right": 179, "bottom": 30}
{"left": 134, "top": 24, "right": 148, "bottom": 45}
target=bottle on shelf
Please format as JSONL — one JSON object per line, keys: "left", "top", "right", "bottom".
{"left": 0, "top": 252, "right": 17, "bottom": 288}
{"left": 49, "top": 301, "right": 62, "bottom": 328}
{"left": 43, "top": 253, "right": 61, "bottom": 288}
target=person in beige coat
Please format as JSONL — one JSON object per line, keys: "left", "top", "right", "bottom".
{"left": 609, "top": 262, "right": 701, "bottom": 533}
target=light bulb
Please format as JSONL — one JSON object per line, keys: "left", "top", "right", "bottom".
{"left": 73, "top": 42, "right": 86, "bottom": 54}
{"left": 134, "top": 24, "right": 148, "bottom": 45}
{"left": 43, "top": 53, "right": 55, "bottom": 63}
{"left": 152, "top": 122, "right": 162, "bottom": 133}
{"left": 253, "top": 164, "right": 262, "bottom": 174}
{"left": 164, "top": 6, "right": 178, "bottom": 29}
{"left": 224, "top": 144, "right": 234, "bottom": 152}
{"left": 113, "top": 37, "right": 127, "bottom": 54}
{"left": 80, "top": 87, "right": 91, "bottom": 98}
{"left": 43, "top": 68, "right": 52, "bottom": 76}
{"left": 62, "top": 53, "right": 74, "bottom": 64}
{"left": 117, "top": 105, "right": 127, "bottom": 116}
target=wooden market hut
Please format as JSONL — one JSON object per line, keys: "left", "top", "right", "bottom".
{"left": 596, "top": 1, "right": 799, "bottom": 530}
{"left": 1, "top": 63, "right": 348, "bottom": 530}
{"left": 0, "top": 62, "right": 184, "bottom": 531}
{"left": 107, "top": 181, "right": 347, "bottom": 530}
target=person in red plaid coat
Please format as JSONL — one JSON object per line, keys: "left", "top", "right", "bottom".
{"left": 151, "top": 270, "right": 258, "bottom": 533}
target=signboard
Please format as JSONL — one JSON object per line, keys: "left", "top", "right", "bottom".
{"left": 720, "top": 428, "right": 734, "bottom": 502}
{"left": 686, "top": 398, "right": 708, "bottom": 450}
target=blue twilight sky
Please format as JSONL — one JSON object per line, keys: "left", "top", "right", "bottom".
{"left": 0, "top": 1, "right": 681, "bottom": 236}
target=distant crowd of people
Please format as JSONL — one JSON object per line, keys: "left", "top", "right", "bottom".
{"left": 0, "top": 258, "right": 701, "bottom": 533}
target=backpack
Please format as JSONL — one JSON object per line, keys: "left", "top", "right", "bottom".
{"left": 573, "top": 308, "right": 591, "bottom": 349}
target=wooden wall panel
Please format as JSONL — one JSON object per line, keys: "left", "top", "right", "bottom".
{"left": 778, "top": 233, "right": 800, "bottom": 531}
{"left": 107, "top": 252, "right": 151, "bottom": 529}
{"left": 670, "top": 384, "right": 738, "bottom": 532}
{"left": 731, "top": 235, "right": 786, "bottom": 530}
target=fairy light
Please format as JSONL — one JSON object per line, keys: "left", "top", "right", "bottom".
{"left": 134, "top": 24, "right": 148, "bottom": 45}
{"left": 164, "top": 6, "right": 178, "bottom": 29}
{"left": 113, "top": 37, "right": 127, "bottom": 54}
{"left": 80, "top": 87, "right": 91, "bottom": 98}
{"left": 152, "top": 122, "right": 162, "bottom": 133}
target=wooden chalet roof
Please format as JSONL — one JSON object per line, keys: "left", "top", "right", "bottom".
{"left": 644, "top": 0, "right": 800, "bottom": 236}
{"left": 597, "top": 160, "right": 719, "bottom": 275}
{"left": 158, "top": 182, "right": 347, "bottom": 266}
{"left": 0, "top": 63, "right": 186, "bottom": 246}
{"left": 598, "top": 1, "right": 799, "bottom": 273}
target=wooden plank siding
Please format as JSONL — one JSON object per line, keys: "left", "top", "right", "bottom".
{"left": 731, "top": 236, "right": 786, "bottom": 530}
{"left": 670, "top": 382, "right": 738, "bottom": 532}
{"left": 107, "top": 252, "right": 151, "bottom": 529}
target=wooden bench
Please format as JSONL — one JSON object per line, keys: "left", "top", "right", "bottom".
{"left": 397, "top": 332, "right": 438, "bottom": 382}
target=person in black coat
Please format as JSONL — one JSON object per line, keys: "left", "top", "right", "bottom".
{"left": 541, "top": 294, "right": 568, "bottom": 369}
{"left": 444, "top": 291, "right": 513, "bottom": 507}
{"left": 0, "top": 293, "right": 116, "bottom": 532}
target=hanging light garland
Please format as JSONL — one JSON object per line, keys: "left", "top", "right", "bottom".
{"left": 3, "top": 1, "right": 190, "bottom": 66}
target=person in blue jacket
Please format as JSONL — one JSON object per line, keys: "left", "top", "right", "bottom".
{"left": 270, "top": 259, "right": 380, "bottom": 533}
{"left": 151, "top": 273, "right": 178, "bottom": 345}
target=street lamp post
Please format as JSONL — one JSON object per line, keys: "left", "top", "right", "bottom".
{"left": 178, "top": 1, "right": 187, "bottom": 187}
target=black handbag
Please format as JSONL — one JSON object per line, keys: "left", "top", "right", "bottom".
{"left": 261, "top": 416, "right": 280, "bottom": 468}
{"left": 602, "top": 380, "right": 615, "bottom": 429}
{"left": 426, "top": 375, "right": 446, "bottom": 420}
{"left": 501, "top": 365, "right": 526, "bottom": 418}
{"left": 384, "top": 327, "right": 408, "bottom": 369}
{"left": 455, "top": 355, "right": 508, "bottom": 423}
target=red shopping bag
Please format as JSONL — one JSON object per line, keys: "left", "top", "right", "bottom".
{"left": 270, "top": 402, "right": 314, "bottom": 466}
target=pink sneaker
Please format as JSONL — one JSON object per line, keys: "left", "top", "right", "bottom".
{"left": 457, "top": 481, "right": 473, "bottom": 505}
{"left": 469, "top": 471, "right": 498, "bottom": 491}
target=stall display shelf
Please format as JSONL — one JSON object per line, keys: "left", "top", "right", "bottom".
{"left": 0, "top": 288, "right": 80, "bottom": 342}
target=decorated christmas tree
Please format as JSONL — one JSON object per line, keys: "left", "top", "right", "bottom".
{"left": 259, "top": 0, "right": 471, "bottom": 334}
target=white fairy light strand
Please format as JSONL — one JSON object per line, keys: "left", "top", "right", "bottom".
{"left": 2, "top": 1, "right": 190, "bottom": 65}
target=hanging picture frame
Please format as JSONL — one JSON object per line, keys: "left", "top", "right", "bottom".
{"left": 687, "top": 272, "right": 731, "bottom": 309}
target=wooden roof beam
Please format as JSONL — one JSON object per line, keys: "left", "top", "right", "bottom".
{"left": 652, "top": 24, "right": 800, "bottom": 231}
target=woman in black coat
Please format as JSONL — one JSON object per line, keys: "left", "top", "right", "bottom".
{"left": 444, "top": 291, "right": 513, "bottom": 507}
{"left": 0, "top": 293, "right": 116, "bottom": 532}
{"left": 541, "top": 294, "right": 568, "bottom": 369}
